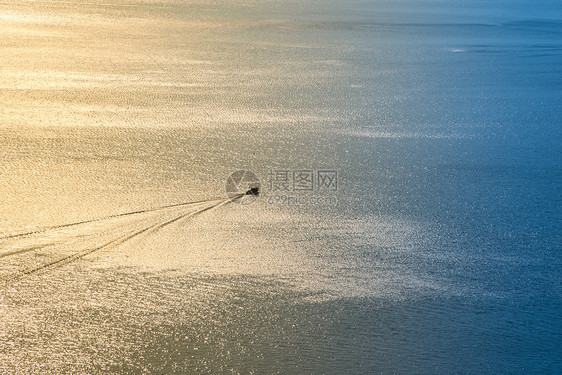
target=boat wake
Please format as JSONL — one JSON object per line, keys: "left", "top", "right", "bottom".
{"left": 0, "top": 194, "right": 242, "bottom": 286}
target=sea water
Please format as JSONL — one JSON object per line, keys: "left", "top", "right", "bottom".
{"left": 0, "top": 0, "right": 560, "bottom": 373}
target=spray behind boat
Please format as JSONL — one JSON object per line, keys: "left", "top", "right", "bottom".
{"left": 225, "top": 170, "right": 261, "bottom": 205}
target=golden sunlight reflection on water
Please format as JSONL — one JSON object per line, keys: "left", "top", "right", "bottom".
{"left": 2, "top": 0, "right": 560, "bottom": 373}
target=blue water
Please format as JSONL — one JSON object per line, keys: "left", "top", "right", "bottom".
{"left": 0, "top": 0, "right": 560, "bottom": 373}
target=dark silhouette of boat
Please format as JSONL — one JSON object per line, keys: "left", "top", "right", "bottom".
{"left": 245, "top": 185, "right": 259, "bottom": 196}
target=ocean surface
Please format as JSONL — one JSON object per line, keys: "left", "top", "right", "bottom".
{"left": 0, "top": 0, "right": 561, "bottom": 373}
